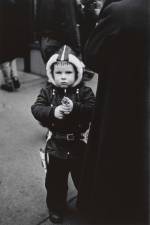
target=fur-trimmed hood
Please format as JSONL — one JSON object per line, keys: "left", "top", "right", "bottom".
{"left": 46, "top": 45, "right": 85, "bottom": 87}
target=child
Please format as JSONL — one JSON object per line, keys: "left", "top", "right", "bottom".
{"left": 31, "top": 45, "right": 95, "bottom": 223}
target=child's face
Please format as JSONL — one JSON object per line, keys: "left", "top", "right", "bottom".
{"left": 53, "top": 62, "right": 76, "bottom": 88}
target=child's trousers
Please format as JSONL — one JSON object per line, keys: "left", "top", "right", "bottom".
{"left": 45, "top": 154, "right": 84, "bottom": 212}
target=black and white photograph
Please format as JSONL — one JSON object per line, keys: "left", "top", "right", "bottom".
{"left": 0, "top": 0, "right": 149, "bottom": 224}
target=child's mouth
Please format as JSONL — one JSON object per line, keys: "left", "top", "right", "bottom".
{"left": 61, "top": 82, "right": 67, "bottom": 85}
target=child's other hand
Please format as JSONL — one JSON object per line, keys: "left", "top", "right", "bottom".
{"left": 54, "top": 105, "right": 64, "bottom": 119}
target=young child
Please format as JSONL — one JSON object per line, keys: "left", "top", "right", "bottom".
{"left": 31, "top": 45, "right": 95, "bottom": 223}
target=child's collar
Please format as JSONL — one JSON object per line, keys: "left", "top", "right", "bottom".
{"left": 48, "top": 82, "right": 83, "bottom": 92}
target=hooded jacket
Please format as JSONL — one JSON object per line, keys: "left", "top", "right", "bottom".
{"left": 31, "top": 45, "right": 95, "bottom": 159}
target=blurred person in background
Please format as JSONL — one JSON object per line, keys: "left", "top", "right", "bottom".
{"left": 35, "top": 0, "right": 103, "bottom": 63}
{"left": 0, "top": 0, "right": 33, "bottom": 91}
{"left": 80, "top": 0, "right": 103, "bottom": 48}
{"left": 79, "top": 0, "right": 104, "bottom": 80}
{"left": 0, "top": 59, "right": 20, "bottom": 91}
{"left": 36, "top": 0, "right": 82, "bottom": 64}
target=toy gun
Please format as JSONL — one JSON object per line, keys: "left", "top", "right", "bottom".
{"left": 61, "top": 97, "right": 70, "bottom": 106}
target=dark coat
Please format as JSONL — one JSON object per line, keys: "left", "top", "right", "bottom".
{"left": 78, "top": 0, "right": 149, "bottom": 224}
{"left": 79, "top": 0, "right": 100, "bottom": 48}
{"left": 36, "top": 0, "right": 82, "bottom": 56}
{"left": 0, "top": 0, "right": 33, "bottom": 63}
{"left": 31, "top": 83, "right": 95, "bottom": 159}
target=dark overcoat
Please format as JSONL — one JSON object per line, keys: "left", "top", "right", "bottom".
{"left": 0, "top": 0, "right": 33, "bottom": 63}
{"left": 78, "top": 0, "right": 149, "bottom": 224}
{"left": 36, "top": 0, "right": 81, "bottom": 55}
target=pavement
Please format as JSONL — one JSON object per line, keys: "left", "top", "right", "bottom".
{"left": 0, "top": 71, "right": 97, "bottom": 225}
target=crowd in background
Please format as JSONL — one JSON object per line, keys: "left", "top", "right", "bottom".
{"left": 0, "top": 0, "right": 103, "bottom": 91}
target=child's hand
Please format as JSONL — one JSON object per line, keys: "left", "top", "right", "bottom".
{"left": 54, "top": 105, "right": 64, "bottom": 119}
{"left": 61, "top": 97, "right": 73, "bottom": 115}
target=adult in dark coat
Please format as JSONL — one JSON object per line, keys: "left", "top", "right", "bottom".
{"left": 80, "top": 0, "right": 103, "bottom": 48}
{"left": 36, "top": 0, "right": 81, "bottom": 63}
{"left": 0, "top": 0, "right": 33, "bottom": 63}
{"left": 78, "top": 0, "right": 149, "bottom": 224}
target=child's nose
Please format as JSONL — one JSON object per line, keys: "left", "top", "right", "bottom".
{"left": 61, "top": 73, "right": 66, "bottom": 79}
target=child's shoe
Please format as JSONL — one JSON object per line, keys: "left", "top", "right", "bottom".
{"left": 49, "top": 210, "right": 63, "bottom": 224}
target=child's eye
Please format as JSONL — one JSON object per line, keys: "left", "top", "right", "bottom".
{"left": 55, "top": 71, "right": 62, "bottom": 74}
{"left": 66, "top": 71, "right": 72, "bottom": 74}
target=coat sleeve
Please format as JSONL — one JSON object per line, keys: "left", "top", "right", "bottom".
{"left": 72, "top": 86, "right": 96, "bottom": 121}
{"left": 31, "top": 88, "right": 55, "bottom": 127}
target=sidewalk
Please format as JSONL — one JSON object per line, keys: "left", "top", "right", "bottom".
{"left": 0, "top": 71, "right": 97, "bottom": 225}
